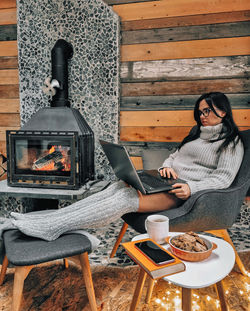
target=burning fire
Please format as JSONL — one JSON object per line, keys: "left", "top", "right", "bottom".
{"left": 32, "top": 145, "right": 71, "bottom": 171}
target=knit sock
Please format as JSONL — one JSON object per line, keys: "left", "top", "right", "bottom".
{"left": 11, "top": 180, "right": 126, "bottom": 220}
{"left": 12, "top": 186, "right": 139, "bottom": 241}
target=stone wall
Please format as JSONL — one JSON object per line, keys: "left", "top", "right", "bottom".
{"left": 0, "top": 0, "right": 120, "bottom": 215}
{"left": 17, "top": 0, "right": 120, "bottom": 178}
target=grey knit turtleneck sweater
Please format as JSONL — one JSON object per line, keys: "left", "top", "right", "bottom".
{"left": 160, "top": 123, "right": 244, "bottom": 195}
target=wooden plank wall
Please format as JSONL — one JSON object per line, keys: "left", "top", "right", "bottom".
{"left": 0, "top": 0, "right": 19, "bottom": 167}
{"left": 0, "top": 0, "right": 250, "bottom": 174}
{"left": 110, "top": 0, "right": 250, "bottom": 169}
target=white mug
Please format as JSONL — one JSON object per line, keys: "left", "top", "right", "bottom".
{"left": 145, "top": 215, "right": 169, "bottom": 244}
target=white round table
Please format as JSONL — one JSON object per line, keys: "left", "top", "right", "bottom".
{"left": 130, "top": 233, "right": 235, "bottom": 311}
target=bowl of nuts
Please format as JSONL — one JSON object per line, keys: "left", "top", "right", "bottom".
{"left": 166, "top": 232, "right": 217, "bottom": 262}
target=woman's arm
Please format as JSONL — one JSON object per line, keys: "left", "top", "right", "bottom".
{"left": 158, "top": 149, "right": 179, "bottom": 179}
{"left": 187, "top": 139, "right": 244, "bottom": 195}
{"left": 158, "top": 149, "right": 179, "bottom": 171}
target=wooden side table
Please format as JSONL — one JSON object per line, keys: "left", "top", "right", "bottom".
{"left": 130, "top": 233, "right": 235, "bottom": 311}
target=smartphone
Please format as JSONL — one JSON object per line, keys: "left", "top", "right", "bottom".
{"left": 134, "top": 240, "right": 175, "bottom": 265}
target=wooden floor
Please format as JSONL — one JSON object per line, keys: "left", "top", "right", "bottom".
{"left": 0, "top": 251, "right": 249, "bottom": 311}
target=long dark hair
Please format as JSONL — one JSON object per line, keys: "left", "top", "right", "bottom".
{"left": 178, "top": 92, "right": 241, "bottom": 152}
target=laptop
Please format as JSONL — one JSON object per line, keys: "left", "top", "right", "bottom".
{"left": 100, "top": 140, "right": 186, "bottom": 195}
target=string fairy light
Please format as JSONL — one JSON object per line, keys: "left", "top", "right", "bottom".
{"left": 215, "top": 299, "right": 220, "bottom": 309}
{"left": 193, "top": 293, "right": 200, "bottom": 299}
{"left": 154, "top": 275, "right": 249, "bottom": 310}
{"left": 192, "top": 301, "right": 200, "bottom": 311}
{"left": 245, "top": 282, "right": 250, "bottom": 292}
{"left": 173, "top": 296, "right": 181, "bottom": 308}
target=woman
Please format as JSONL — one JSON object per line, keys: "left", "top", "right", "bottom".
{"left": 0, "top": 92, "right": 244, "bottom": 241}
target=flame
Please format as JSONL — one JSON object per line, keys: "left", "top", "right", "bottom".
{"left": 34, "top": 145, "right": 71, "bottom": 171}
{"left": 38, "top": 162, "right": 55, "bottom": 171}
{"left": 49, "top": 146, "right": 55, "bottom": 154}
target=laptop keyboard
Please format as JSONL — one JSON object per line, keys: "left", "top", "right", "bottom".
{"left": 138, "top": 171, "right": 176, "bottom": 188}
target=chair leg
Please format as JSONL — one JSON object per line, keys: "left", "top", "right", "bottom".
{"left": 206, "top": 229, "right": 248, "bottom": 276}
{"left": 78, "top": 252, "right": 97, "bottom": 311}
{"left": 63, "top": 258, "right": 69, "bottom": 269}
{"left": 110, "top": 222, "right": 128, "bottom": 258}
{"left": 12, "top": 265, "right": 34, "bottom": 311}
{"left": 0, "top": 255, "right": 9, "bottom": 285}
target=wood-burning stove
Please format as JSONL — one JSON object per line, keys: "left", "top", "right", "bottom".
{"left": 6, "top": 40, "right": 95, "bottom": 190}
{"left": 6, "top": 108, "right": 95, "bottom": 189}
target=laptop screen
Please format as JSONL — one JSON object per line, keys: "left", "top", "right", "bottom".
{"left": 100, "top": 140, "right": 144, "bottom": 192}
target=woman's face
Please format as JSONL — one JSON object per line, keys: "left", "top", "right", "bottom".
{"left": 198, "top": 99, "right": 226, "bottom": 127}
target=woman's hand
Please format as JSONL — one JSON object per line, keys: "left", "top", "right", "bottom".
{"left": 169, "top": 183, "right": 191, "bottom": 200}
{"left": 159, "top": 167, "right": 178, "bottom": 179}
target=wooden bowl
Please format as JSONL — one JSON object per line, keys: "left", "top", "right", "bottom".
{"left": 166, "top": 235, "right": 217, "bottom": 262}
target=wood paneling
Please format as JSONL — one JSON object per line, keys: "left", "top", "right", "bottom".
{"left": 0, "top": 24, "right": 17, "bottom": 41}
{"left": 119, "top": 0, "right": 250, "bottom": 151}
{"left": 120, "top": 109, "right": 250, "bottom": 126}
{"left": 121, "top": 56, "right": 250, "bottom": 82}
{"left": 122, "top": 21, "right": 250, "bottom": 45}
{"left": 0, "top": 56, "right": 18, "bottom": 69}
{"left": 121, "top": 37, "right": 250, "bottom": 62}
{"left": 0, "top": 113, "right": 20, "bottom": 127}
{"left": 121, "top": 79, "right": 250, "bottom": 97}
{"left": 0, "top": 69, "right": 18, "bottom": 84}
{"left": 121, "top": 10, "right": 250, "bottom": 31}
{"left": 121, "top": 126, "right": 250, "bottom": 142}
{"left": 0, "top": 0, "right": 16, "bottom": 9}
{"left": 113, "top": 0, "right": 250, "bottom": 21}
{"left": 0, "top": 1, "right": 18, "bottom": 158}
{"left": 104, "top": 0, "right": 155, "bottom": 4}
{"left": 0, "top": 8, "right": 17, "bottom": 25}
{"left": 0, "top": 41, "right": 18, "bottom": 56}
{"left": 121, "top": 110, "right": 195, "bottom": 126}
{"left": 0, "top": 99, "right": 19, "bottom": 113}
{"left": 120, "top": 126, "right": 192, "bottom": 142}
{"left": 0, "top": 85, "right": 19, "bottom": 98}
{"left": 121, "top": 94, "right": 250, "bottom": 110}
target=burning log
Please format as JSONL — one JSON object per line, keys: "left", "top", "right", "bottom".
{"left": 32, "top": 151, "right": 63, "bottom": 170}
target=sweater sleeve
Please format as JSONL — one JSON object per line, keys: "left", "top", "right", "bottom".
{"left": 158, "top": 149, "right": 179, "bottom": 171}
{"left": 187, "top": 139, "right": 244, "bottom": 195}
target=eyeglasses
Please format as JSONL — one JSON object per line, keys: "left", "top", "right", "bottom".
{"left": 198, "top": 107, "right": 212, "bottom": 117}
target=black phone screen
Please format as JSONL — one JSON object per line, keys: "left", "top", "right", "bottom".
{"left": 135, "top": 240, "right": 175, "bottom": 265}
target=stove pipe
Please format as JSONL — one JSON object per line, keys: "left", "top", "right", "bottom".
{"left": 51, "top": 39, "right": 73, "bottom": 108}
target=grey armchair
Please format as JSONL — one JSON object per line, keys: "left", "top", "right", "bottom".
{"left": 110, "top": 130, "right": 250, "bottom": 276}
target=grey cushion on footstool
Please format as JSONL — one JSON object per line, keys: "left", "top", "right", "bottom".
{"left": 1, "top": 230, "right": 98, "bottom": 311}
{"left": 3, "top": 229, "right": 92, "bottom": 266}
